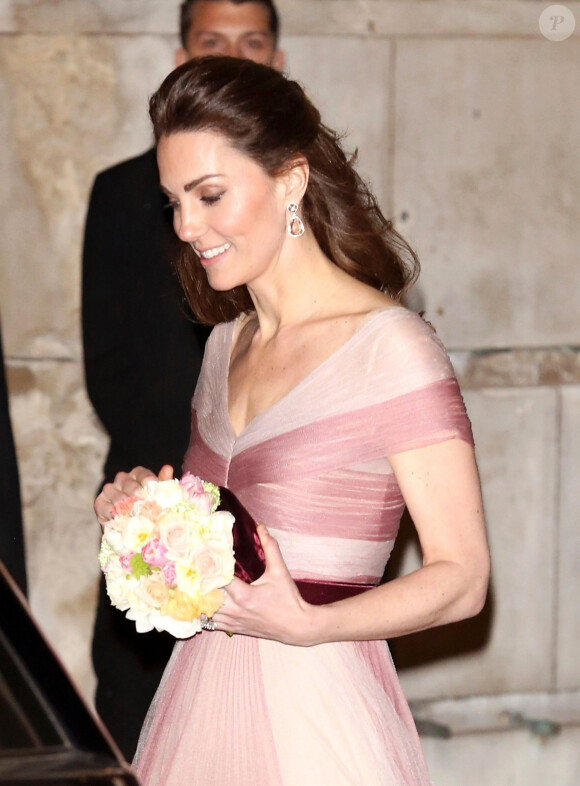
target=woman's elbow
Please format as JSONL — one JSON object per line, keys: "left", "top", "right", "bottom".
{"left": 456, "top": 556, "right": 491, "bottom": 620}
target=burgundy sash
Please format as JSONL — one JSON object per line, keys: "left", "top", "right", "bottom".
{"left": 219, "top": 487, "right": 374, "bottom": 605}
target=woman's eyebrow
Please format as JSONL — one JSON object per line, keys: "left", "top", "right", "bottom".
{"left": 184, "top": 174, "right": 223, "bottom": 192}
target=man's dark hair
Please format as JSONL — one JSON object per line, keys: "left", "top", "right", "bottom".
{"left": 179, "top": 0, "right": 280, "bottom": 48}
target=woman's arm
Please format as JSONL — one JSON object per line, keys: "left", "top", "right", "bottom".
{"left": 213, "top": 438, "right": 490, "bottom": 646}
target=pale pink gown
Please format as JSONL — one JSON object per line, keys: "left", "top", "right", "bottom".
{"left": 133, "top": 307, "right": 473, "bottom": 785}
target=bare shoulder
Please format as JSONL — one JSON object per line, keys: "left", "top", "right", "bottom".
{"left": 328, "top": 275, "right": 401, "bottom": 324}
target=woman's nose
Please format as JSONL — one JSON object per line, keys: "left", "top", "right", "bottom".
{"left": 175, "top": 207, "right": 206, "bottom": 243}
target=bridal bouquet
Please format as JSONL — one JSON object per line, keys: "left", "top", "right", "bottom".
{"left": 98, "top": 472, "right": 235, "bottom": 638}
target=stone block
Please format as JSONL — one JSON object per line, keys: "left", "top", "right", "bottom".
{"left": 412, "top": 690, "right": 580, "bottom": 736}
{"left": 284, "top": 35, "right": 393, "bottom": 210}
{"left": 394, "top": 387, "right": 558, "bottom": 699}
{"left": 557, "top": 385, "right": 580, "bottom": 688}
{"left": 7, "top": 357, "right": 108, "bottom": 701}
{"left": 0, "top": 0, "right": 181, "bottom": 34}
{"left": 421, "top": 725, "right": 580, "bottom": 786}
{"left": 451, "top": 348, "right": 580, "bottom": 389}
{"left": 0, "top": 34, "right": 175, "bottom": 356}
{"left": 393, "top": 37, "right": 580, "bottom": 349}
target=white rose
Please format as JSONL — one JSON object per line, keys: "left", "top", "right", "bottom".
{"left": 126, "top": 607, "right": 155, "bottom": 633}
{"left": 159, "top": 512, "right": 197, "bottom": 559}
{"left": 154, "top": 615, "right": 202, "bottom": 639}
{"left": 192, "top": 540, "right": 235, "bottom": 594}
{"left": 104, "top": 527, "right": 125, "bottom": 554}
{"left": 139, "top": 479, "right": 189, "bottom": 508}
{"left": 207, "top": 511, "right": 235, "bottom": 543}
{"left": 106, "top": 567, "right": 132, "bottom": 609}
{"left": 126, "top": 584, "right": 157, "bottom": 619}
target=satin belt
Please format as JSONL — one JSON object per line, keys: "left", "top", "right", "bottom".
{"left": 219, "top": 487, "right": 375, "bottom": 606}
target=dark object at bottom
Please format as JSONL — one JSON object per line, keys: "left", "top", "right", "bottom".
{"left": 0, "top": 561, "right": 139, "bottom": 785}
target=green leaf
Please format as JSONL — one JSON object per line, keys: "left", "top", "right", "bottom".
{"left": 130, "top": 553, "right": 151, "bottom": 578}
{"left": 202, "top": 481, "right": 220, "bottom": 511}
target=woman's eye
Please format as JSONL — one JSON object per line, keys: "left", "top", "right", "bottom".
{"left": 165, "top": 201, "right": 179, "bottom": 212}
{"left": 201, "top": 193, "right": 224, "bottom": 206}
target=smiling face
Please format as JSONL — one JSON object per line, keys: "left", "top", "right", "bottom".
{"left": 158, "top": 130, "right": 290, "bottom": 292}
{"left": 177, "top": 1, "right": 283, "bottom": 69}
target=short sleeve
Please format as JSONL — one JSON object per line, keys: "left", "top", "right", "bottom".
{"left": 360, "top": 310, "right": 474, "bottom": 456}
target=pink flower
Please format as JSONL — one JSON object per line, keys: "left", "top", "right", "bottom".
{"left": 192, "top": 540, "right": 235, "bottom": 594}
{"left": 159, "top": 513, "right": 194, "bottom": 559}
{"left": 180, "top": 472, "right": 204, "bottom": 497}
{"left": 141, "top": 537, "right": 169, "bottom": 567}
{"left": 180, "top": 473, "right": 215, "bottom": 514}
{"left": 120, "top": 552, "right": 135, "bottom": 571}
{"left": 194, "top": 492, "right": 215, "bottom": 516}
{"left": 111, "top": 496, "right": 141, "bottom": 518}
{"left": 162, "top": 562, "right": 177, "bottom": 586}
{"left": 132, "top": 500, "right": 163, "bottom": 522}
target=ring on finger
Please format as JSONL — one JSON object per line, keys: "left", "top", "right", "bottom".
{"left": 201, "top": 618, "right": 216, "bottom": 631}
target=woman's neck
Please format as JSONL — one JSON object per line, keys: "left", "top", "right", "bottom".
{"left": 245, "top": 233, "right": 346, "bottom": 340}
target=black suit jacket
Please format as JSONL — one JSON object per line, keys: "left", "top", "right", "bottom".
{"left": 82, "top": 149, "right": 209, "bottom": 759}
{"left": 0, "top": 322, "right": 27, "bottom": 595}
{"left": 82, "top": 148, "right": 209, "bottom": 483}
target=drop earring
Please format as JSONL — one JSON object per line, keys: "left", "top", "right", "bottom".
{"left": 287, "top": 202, "right": 305, "bottom": 238}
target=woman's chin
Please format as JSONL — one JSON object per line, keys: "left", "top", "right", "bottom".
{"left": 204, "top": 270, "right": 245, "bottom": 292}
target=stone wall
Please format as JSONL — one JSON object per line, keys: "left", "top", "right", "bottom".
{"left": 1, "top": 1, "right": 578, "bottom": 782}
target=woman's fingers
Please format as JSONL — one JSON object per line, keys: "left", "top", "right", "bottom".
{"left": 122, "top": 466, "right": 159, "bottom": 489}
{"left": 94, "top": 465, "right": 165, "bottom": 526}
{"left": 220, "top": 576, "right": 252, "bottom": 607}
{"left": 256, "top": 524, "right": 290, "bottom": 581}
{"left": 158, "top": 464, "right": 174, "bottom": 481}
{"left": 210, "top": 525, "right": 314, "bottom": 643}
{"left": 94, "top": 482, "right": 125, "bottom": 525}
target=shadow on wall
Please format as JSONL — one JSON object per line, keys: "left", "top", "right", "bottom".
{"left": 385, "top": 509, "right": 494, "bottom": 670}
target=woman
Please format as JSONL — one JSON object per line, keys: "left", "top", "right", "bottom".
{"left": 95, "top": 57, "right": 490, "bottom": 785}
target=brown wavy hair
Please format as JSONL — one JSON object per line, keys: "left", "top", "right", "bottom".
{"left": 149, "top": 56, "right": 419, "bottom": 325}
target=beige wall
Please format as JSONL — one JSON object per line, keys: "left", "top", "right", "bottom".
{"left": 1, "top": 1, "right": 578, "bottom": 782}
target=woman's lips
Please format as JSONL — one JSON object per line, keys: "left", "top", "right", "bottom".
{"left": 196, "top": 242, "right": 232, "bottom": 266}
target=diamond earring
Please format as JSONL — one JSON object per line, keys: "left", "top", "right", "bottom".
{"left": 287, "top": 202, "right": 305, "bottom": 238}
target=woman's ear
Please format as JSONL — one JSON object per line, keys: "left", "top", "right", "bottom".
{"left": 280, "top": 156, "right": 309, "bottom": 205}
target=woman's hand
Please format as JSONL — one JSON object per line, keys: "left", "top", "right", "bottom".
{"left": 211, "top": 525, "right": 317, "bottom": 646}
{"left": 94, "top": 464, "right": 174, "bottom": 527}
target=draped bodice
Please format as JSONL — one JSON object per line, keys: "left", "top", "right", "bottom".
{"left": 183, "top": 308, "right": 472, "bottom": 585}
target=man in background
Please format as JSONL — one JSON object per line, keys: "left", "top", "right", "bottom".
{"left": 83, "top": 0, "right": 283, "bottom": 760}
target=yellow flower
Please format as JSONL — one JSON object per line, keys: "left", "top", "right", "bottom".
{"left": 200, "top": 588, "right": 225, "bottom": 617}
{"left": 161, "top": 588, "right": 202, "bottom": 622}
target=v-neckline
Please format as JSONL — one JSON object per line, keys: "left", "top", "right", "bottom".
{"left": 224, "top": 306, "right": 402, "bottom": 441}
